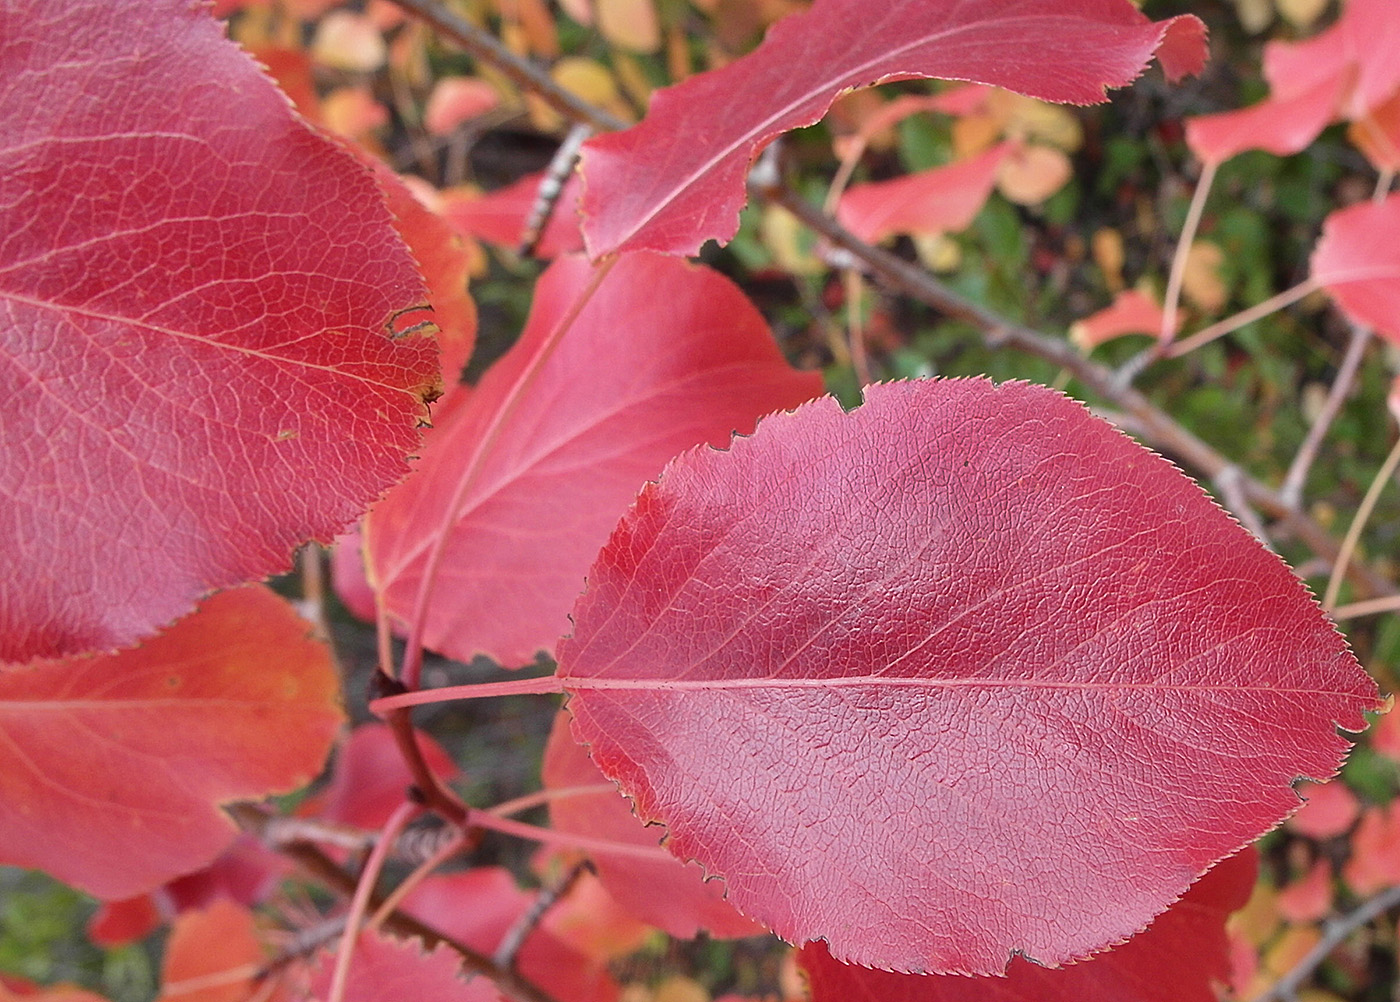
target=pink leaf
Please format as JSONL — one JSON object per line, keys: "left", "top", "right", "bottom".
{"left": 579, "top": 0, "right": 1206, "bottom": 256}
{"left": 1344, "top": 801, "right": 1400, "bottom": 895}
{"left": 542, "top": 709, "right": 765, "bottom": 939}
{"left": 556, "top": 378, "right": 1375, "bottom": 974}
{"left": 835, "top": 143, "right": 1011, "bottom": 244}
{"left": 0, "top": 586, "right": 342, "bottom": 900}
{"left": 797, "top": 849, "right": 1256, "bottom": 1001}
{"left": 0, "top": 0, "right": 439, "bottom": 664}
{"left": 1069, "top": 289, "right": 1174, "bottom": 350}
{"left": 1286, "top": 779, "right": 1360, "bottom": 839}
{"left": 403, "top": 868, "right": 618, "bottom": 1002}
{"left": 366, "top": 252, "right": 820, "bottom": 667}
{"left": 1275, "top": 858, "right": 1333, "bottom": 925}
{"left": 441, "top": 173, "right": 586, "bottom": 258}
{"left": 310, "top": 930, "right": 496, "bottom": 1002}
{"left": 1185, "top": 73, "right": 1346, "bottom": 166}
{"left": 1263, "top": 0, "right": 1400, "bottom": 119}
{"left": 1311, "top": 193, "right": 1400, "bottom": 345}
{"left": 316, "top": 722, "right": 459, "bottom": 830}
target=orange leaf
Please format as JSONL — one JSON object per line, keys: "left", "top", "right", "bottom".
{"left": 0, "top": 586, "right": 342, "bottom": 900}
{"left": 1344, "top": 802, "right": 1400, "bottom": 895}
{"left": 156, "top": 901, "right": 275, "bottom": 1002}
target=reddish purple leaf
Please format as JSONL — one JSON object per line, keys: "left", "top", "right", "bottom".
{"left": 0, "top": 585, "right": 342, "bottom": 900}
{"left": 579, "top": 0, "right": 1206, "bottom": 256}
{"left": 1311, "top": 193, "right": 1400, "bottom": 345}
{"left": 0, "top": 0, "right": 439, "bottom": 664}
{"left": 556, "top": 378, "right": 1375, "bottom": 974}
{"left": 542, "top": 709, "right": 765, "bottom": 939}
{"left": 365, "top": 251, "right": 820, "bottom": 667}
{"left": 798, "top": 848, "right": 1256, "bottom": 1001}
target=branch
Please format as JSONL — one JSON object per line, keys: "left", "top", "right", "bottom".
{"left": 388, "top": 0, "right": 624, "bottom": 133}
{"left": 1248, "top": 883, "right": 1400, "bottom": 1002}
{"left": 230, "top": 804, "right": 563, "bottom": 1002}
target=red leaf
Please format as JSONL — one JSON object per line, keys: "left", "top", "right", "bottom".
{"left": 366, "top": 252, "right": 820, "bottom": 667}
{"left": 87, "top": 896, "right": 164, "bottom": 948}
{"left": 1311, "top": 193, "right": 1400, "bottom": 345}
{"left": 0, "top": 982, "right": 109, "bottom": 1002}
{"left": 309, "top": 931, "right": 496, "bottom": 1002}
{"left": 835, "top": 144, "right": 1011, "bottom": 244}
{"left": 542, "top": 709, "right": 765, "bottom": 939}
{"left": 556, "top": 379, "right": 1375, "bottom": 974}
{"left": 404, "top": 868, "right": 619, "bottom": 1002}
{"left": 578, "top": 0, "right": 1206, "bottom": 256}
{"left": 440, "top": 172, "right": 586, "bottom": 258}
{"left": 0, "top": 0, "right": 439, "bottom": 664}
{"left": 317, "top": 722, "right": 459, "bottom": 829}
{"left": 797, "top": 848, "right": 1256, "bottom": 1001}
{"left": 1185, "top": 73, "right": 1346, "bottom": 166}
{"left": 0, "top": 585, "right": 342, "bottom": 900}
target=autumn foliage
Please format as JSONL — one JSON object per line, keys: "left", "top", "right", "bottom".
{"left": 3, "top": 1, "right": 1400, "bottom": 1001}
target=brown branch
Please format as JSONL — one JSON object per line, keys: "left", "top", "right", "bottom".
{"left": 388, "top": 0, "right": 625, "bottom": 133}
{"left": 1247, "top": 883, "right": 1400, "bottom": 1002}
{"left": 230, "top": 805, "right": 561, "bottom": 1002}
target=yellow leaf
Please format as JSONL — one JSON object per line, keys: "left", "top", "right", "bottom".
{"left": 310, "top": 11, "right": 386, "bottom": 72}
{"left": 1276, "top": 0, "right": 1329, "bottom": 30}
{"left": 1092, "top": 227, "right": 1126, "bottom": 292}
{"left": 599, "top": 0, "right": 662, "bottom": 52}
{"left": 996, "top": 144, "right": 1072, "bottom": 205}
{"left": 1182, "top": 240, "right": 1229, "bottom": 314}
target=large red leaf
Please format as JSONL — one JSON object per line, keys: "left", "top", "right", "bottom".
{"left": 797, "top": 848, "right": 1256, "bottom": 1001}
{"left": 365, "top": 251, "right": 821, "bottom": 667}
{"left": 1311, "top": 193, "right": 1400, "bottom": 345}
{"left": 556, "top": 378, "right": 1375, "bottom": 975}
{"left": 541, "top": 709, "right": 765, "bottom": 939}
{"left": 579, "top": 0, "right": 1206, "bottom": 256}
{"left": 0, "top": 585, "right": 342, "bottom": 900}
{"left": 0, "top": 0, "right": 439, "bottom": 664}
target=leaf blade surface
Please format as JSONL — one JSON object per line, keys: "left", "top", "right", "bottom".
{"left": 557, "top": 378, "right": 1375, "bottom": 974}
{"left": 579, "top": 0, "right": 1206, "bottom": 256}
{"left": 0, "top": 0, "right": 438, "bottom": 663}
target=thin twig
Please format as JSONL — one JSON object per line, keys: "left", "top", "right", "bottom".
{"left": 230, "top": 805, "right": 563, "bottom": 1002}
{"left": 1323, "top": 433, "right": 1400, "bottom": 610}
{"left": 1214, "top": 465, "right": 1272, "bottom": 546}
{"left": 1164, "top": 278, "right": 1321, "bottom": 359}
{"left": 1281, "top": 324, "right": 1373, "bottom": 509}
{"left": 1332, "top": 594, "right": 1400, "bottom": 621}
{"left": 519, "top": 123, "right": 591, "bottom": 256}
{"left": 388, "top": 0, "right": 625, "bottom": 133}
{"left": 1160, "top": 160, "right": 1218, "bottom": 349}
{"left": 1248, "top": 884, "right": 1400, "bottom": 1002}
{"left": 494, "top": 861, "right": 595, "bottom": 970}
